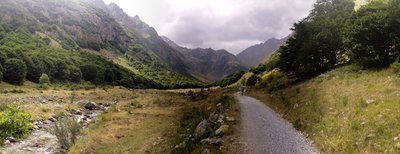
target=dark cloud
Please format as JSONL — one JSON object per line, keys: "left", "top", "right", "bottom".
{"left": 105, "top": 0, "right": 316, "bottom": 54}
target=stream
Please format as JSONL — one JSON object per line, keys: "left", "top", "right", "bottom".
{"left": 0, "top": 102, "right": 113, "bottom": 154}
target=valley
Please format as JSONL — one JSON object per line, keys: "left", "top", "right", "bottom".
{"left": 1, "top": 0, "right": 400, "bottom": 153}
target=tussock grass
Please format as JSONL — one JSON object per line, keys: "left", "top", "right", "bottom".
{"left": 248, "top": 65, "right": 400, "bottom": 153}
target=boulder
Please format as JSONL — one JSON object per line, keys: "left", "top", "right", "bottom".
{"left": 200, "top": 138, "right": 223, "bottom": 146}
{"left": 194, "top": 120, "right": 211, "bottom": 139}
{"left": 215, "top": 125, "right": 229, "bottom": 137}
{"left": 84, "top": 101, "right": 98, "bottom": 110}
{"left": 6, "top": 137, "right": 18, "bottom": 143}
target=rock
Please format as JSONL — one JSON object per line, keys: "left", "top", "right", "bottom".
{"left": 217, "top": 115, "right": 225, "bottom": 124}
{"left": 115, "top": 134, "right": 125, "bottom": 139}
{"left": 209, "top": 113, "right": 219, "bottom": 122}
{"left": 43, "top": 120, "right": 52, "bottom": 124}
{"left": 194, "top": 120, "right": 211, "bottom": 139}
{"left": 49, "top": 117, "right": 57, "bottom": 122}
{"left": 4, "top": 140, "right": 12, "bottom": 146}
{"left": 75, "top": 109, "right": 83, "bottom": 115}
{"left": 215, "top": 125, "right": 229, "bottom": 137}
{"left": 6, "top": 137, "right": 18, "bottom": 143}
{"left": 201, "top": 138, "right": 223, "bottom": 146}
{"left": 40, "top": 99, "right": 47, "bottom": 104}
{"left": 33, "top": 125, "right": 39, "bottom": 129}
{"left": 174, "top": 141, "right": 186, "bottom": 149}
{"left": 293, "top": 103, "right": 299, "bottom": 109}
{"left": 366, "top": 134, "right": 376, "bottom": 140}
{"left": 84, "top": 101, "right": 98, "bottom": 110}
{"left": 366, "top": 99, "right": 375, "bottom": 105}
{"left": 226, "top": 116, "right": 235, "bottom": 122}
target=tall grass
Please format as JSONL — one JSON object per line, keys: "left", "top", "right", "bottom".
{"left": 51, "top": 116, "right": 81, "bottom": 150}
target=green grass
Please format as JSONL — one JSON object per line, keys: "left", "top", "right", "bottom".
{"left": 248, "top": 65, "right": 400, "bottom": 153}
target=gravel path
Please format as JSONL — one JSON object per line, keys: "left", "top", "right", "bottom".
{"left": 236, "top": 93, "right": 318, "bottom": 154}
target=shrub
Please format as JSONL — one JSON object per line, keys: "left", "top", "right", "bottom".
{"left": 0, "top": 64, "right": 3, "bottom": 82}
{"left": 0, "top": 104, "right": 33, "bottom": 145}
{"left": 256, "top": 69, "right": 289, "bottom": 92}
{"left": 246, "top": 74, "right": 261, "bottom": 86}
{"left": 80, "top": 64, "right": 98, "bottom": 82}
{"left": 391, "top": 62, "right": 400, "bottom": 74}
{"left": 218, "top": 71, "right": 245, "bottom": 87}
{"left": 187, "top": 89, "right": 208, "bottom": 101}
{"left": 51, "top": 116, "right": 81, "bottom": 150}
{"left": 68, "top": 66, "right": 82, "bottom": 83}
{"left": 3, "top": 58, "right": 27, "bottom": 85}
{"left": 39, "top": 73, "right": 50, "bottom": 84}
{"left": 0, "top": 51, "right": 7, "bottom": 65}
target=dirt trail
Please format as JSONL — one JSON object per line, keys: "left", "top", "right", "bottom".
{"left": 236, "top": 93, "right": 318, "bottom": 154}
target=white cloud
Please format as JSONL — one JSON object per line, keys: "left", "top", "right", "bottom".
{"left": 103, "top": 0, "right": 316, "bottom": 54}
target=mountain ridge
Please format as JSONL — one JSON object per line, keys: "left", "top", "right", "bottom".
{"left": 161, "top": 36, "right": 247, "bottom": 82}
{"left": 236, "top": 37, "right": 286, "bottom": 67}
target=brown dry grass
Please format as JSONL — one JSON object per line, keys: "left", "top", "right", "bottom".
{"left": 69, "top": 89, "right": 190, "bottom": 154}
{"left": 247, "top": 65, "right": 400, "bottom": 153}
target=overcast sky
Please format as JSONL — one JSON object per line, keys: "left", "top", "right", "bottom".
{"left": 103, "top": 0, "right": 316, "bottom": 54}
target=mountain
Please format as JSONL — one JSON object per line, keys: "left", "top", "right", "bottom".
{"left": 236, "top": 38, "right": 286, "bottom": 67}
{"left": 162, "top": 36, "right": 247, "bottom": 82}
{"left": 0, "top": 0, "right": 203, "bottom": 88}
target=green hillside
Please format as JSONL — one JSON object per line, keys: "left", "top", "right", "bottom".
{"left": 0, "top": 0, "right": 204, "bottom": 88}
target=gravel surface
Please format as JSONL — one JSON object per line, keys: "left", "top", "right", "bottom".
{"left": 236, "top": 93, "right": 318, "bottom": 154}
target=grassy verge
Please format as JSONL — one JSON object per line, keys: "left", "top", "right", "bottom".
{"left": 69, "top": 90, "right": 188, "bottom": 153}
{"left": 247, "top": 65, "right": 400, "bottom": 153}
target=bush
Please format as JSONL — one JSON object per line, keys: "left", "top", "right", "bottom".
{"left": 39, "top": 73, "right": 50, "bottom": 84}
{"left": 246, "top": 74, "right": 261, "bottom": 86}
{"left": 390, "top": 62, "right": 400, "bottom": 74}
{"left": 0, "top": 51, "right": 7, "bottom": 65}
{"left": 0, "top": 104, "right": 33, "bottom": 145}
{"left": 187, "top": 89, "right": 208, "bottom": 101}
{"left": 256, "top": 69, "right": 289, "bottom": 92}
{"left": 3, "top": 58, "right": 27, "bottom": 85}
{"left": 218, "top": 71, "right": 245, "bottom": 87}
{"left": 80, "top": 64, "right": 98, "bottom": 82}
{"left": 0, "top": 64, "right": 3, "bottom": 82}
{"left": 68, "top": 66, "right": 82, "bottom": 83}
{"left": 51, "top": 116, "right": 81, "bottom": 150}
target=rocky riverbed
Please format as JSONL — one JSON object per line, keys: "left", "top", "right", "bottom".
{"left": 0, "top": 100, "right": 116, "bottom": 154}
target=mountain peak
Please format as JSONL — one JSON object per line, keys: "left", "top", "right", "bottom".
{"left": 237, "top": 37, "right": 287, "bottom": 67}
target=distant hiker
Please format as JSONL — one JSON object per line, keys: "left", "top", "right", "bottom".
{"left": 239, "top": 86, "right": 245, "bottom": 95}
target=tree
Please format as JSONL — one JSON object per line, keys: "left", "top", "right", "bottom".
{"left": 80, "top": 64, "right": 98, "bottom": 82}
{"left": 27, "top": 56, "right": 45, "bottom": 83}
{"left": 278, "top": 0, "right": 354, "bottom": 80}
{"left": 0, "top": 51, "right": 6, "bottom": 65}
{"left": 3, "top": 58, "right": 27, "bottom": 85}
{"left": 68, "top": 66, "right": 82, "bottom": 83}
{"left": 345, "top": 1, "right": 400, "bottom": 68}
{"left": 246, "top": 74, "right": 261, "bottom": 86}
{"left": 39, "top": 73, "right": 50, "bottom": 84}
{"left": 53, "top": 61, "right": 70, "bottom": 81}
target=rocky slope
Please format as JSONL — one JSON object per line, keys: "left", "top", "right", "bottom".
{"left": 162, "top": 36, "right": 247, "bottom": 82}
{"left": 236, "top": 38, "right": 286, "bottom": 67}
